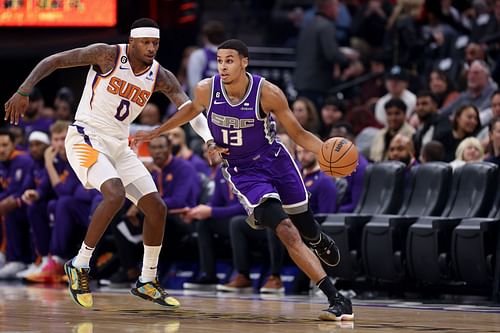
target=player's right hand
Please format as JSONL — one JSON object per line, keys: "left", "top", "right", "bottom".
{"left": 4, "top": 91, "right": 29, "bottom": 125}
{"left": 206, "top": 140, "right": 228, "bottom": 166}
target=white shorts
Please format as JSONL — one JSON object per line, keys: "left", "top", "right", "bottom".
{"left": 65, "top": 123, "right": 157, "bottom": 205}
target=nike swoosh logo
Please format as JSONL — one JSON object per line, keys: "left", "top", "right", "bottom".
{"left": 119, "top": 65, "right": 130, "bottom": 70}
{"left": 275, "top": 147, "right": 281, "bottom": 157}
{"left": 214, "top": 101, "right": 226, "bottom": 105}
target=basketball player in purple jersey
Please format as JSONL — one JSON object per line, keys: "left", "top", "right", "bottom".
{"left": 135, "top": 39, "right": 354, "bottom": 321}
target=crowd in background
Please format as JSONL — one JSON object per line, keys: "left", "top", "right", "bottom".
{"left": 1, "top": 0, "right": 500, "bottom": 294}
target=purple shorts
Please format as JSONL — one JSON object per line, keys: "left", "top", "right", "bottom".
{"left": 221, "top": 142, "right": 308, "bottom": 229}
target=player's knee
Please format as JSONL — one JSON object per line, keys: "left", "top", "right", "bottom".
{"left": 275, "top": 219, "right": 302, "bottom": 249}
{"left": 101, "top": 179, "right": 126, "bottom": 209}
{"left": 254, "top": 199, "right": 288, "bottom": 230}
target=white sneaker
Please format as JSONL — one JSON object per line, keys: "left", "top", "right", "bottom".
{"left": 0, "top": 262, "right": 27, "bottom": 280}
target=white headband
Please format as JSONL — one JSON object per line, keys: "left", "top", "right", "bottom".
{"left": 28, "top": 131, "right": 50, "bottom": 145}
{"left": 130, "top": 27, "right": 160, "bottom": 39}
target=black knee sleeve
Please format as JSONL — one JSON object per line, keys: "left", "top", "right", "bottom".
{"left": 254, "top": 199, "right": 288, "bottom": 230}
{"left": 289, "top": 209, "right": 320, "bottom": 241}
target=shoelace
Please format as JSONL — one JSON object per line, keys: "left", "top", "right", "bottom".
{"left": 77, "top": 269, "right": 90, "bottom": 293}
{"left": 151, "top": 280, "right": 169, "bottom": 299}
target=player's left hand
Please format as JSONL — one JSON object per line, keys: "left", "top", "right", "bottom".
{"left": 4, "top": 91, "right": 29, "bottom": 125}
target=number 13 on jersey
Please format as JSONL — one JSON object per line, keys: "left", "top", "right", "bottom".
{"left": 221, "top": 129, "right": 243, "bottom": 146}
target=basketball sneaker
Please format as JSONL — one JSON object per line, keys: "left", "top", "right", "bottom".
{"left": 64, "top": 260, "right": 93, "bottom": 308}
{"left": 309, "top": 232, "right": 340, "bottom": 267}
{"left": 319, "top": 293, "right": 354, "bottom": 321}
{"left": 24, "top": 256, "right": 64, "bottom": 283}
{"left": 131, "top": 278, "right": 180, "bottom": 308}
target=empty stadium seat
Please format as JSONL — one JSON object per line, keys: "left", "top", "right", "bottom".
{"left": 407, "top": 162, "right": 498, "bottom": 284}
{"left": 451, "top": 170, "right": 500, "bottom": 288}
{"left": 321, "top": 161, "right": 406, "bottom": 280}
{"left": 362, "top": 162, "right": 452, "bottom": 282}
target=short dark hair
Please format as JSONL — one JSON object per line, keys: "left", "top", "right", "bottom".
{"left": 417, "top": 90, "right": 438, "bottom": 104}
{"left": 218, "top": 39, "right": 249, "bottom": 58}
{"left": 203, "top": 21, "right": 226, "bottom": 45}
{"left": 421, "top": 140, "right": 445, "bottom": 162}
{"left": 0, "top": 128, "right": 16, "bottom": 143}
{"left": 323, "top": 95, "right": 346, "bottom": 114}
{"left": 131, "top": 18, "right": 159, "bottom": 30}
{"left": 384, "top": 98, "right": 407, "bottom": 113}
{"left": 149, "top": 134, "right": 171, "bottom": 147}
{"left": 490, "top": 116, "right": 500, "bottom": 133}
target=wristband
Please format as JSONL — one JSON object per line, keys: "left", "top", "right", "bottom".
{"left": 16, "top": 90, "right": 30, "bottom": 97}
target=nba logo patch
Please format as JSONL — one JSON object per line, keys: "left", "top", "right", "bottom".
{"left": 146, "top": 71, "right": 154, "bottom": 81}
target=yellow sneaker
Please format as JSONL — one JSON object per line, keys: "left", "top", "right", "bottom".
{"left": 64, "top": 259, "right": 93, "bottom": 308}
{"left": 131, "top": 278, "right": 180, "bottom": 308}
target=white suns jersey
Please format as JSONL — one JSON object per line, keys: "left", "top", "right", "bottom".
{"left": 75, "top": 44, "right": 160, "bottom": 139}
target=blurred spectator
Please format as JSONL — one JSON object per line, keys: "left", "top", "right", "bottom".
{"left": 292, "top": 97, "right": 320, "bottom": 134}
{"left": 182, "top": 166, "right": 246, "bottom": 291}
{"left": 435, "top": 104, "right": 481, "bottom": 161}
{"left": 17, "top": 87, "right": 54, "bottom": 139}
{"left": 419, "top": 140, "right": 446, "bottom": 163}
{"left": 383, "top": 0, "right": 426, "bottom": 71}
{"left": 329, "top": 123, "right": 369, "bottom": 213}
{"left": 486, "top": 116, "right": 500, "bottom": 165}
{"left": 293, "top": 0, "right": 357, "bottom": 109}
{"left": 319, "top": 96, "right": 345, "bottom": 139}
{"left": 358, "top": 52, "right": 388, "bottom": 108}
{"left": 351, "top": 0, "right": 393, "bottom": 54}
{"left": 0, "top": 128, "right": 32, "bottom": 279}
{"left": 428, "top": 70, "right": 460, "bottom": 109}
{"left": 374, "top": 66, "right": 416, "bottom": 126}
{"left": 478, "top": 90, "right": 500, "bottom": 142}
{"left": 441, "top": 60, "right": 497, "bottom": 119}
{"left": 345, "top": 106, "right": 383, "bottom": 159}
{"left": 16, "top": 131, "right": 51, "bottom": 279}
{"left": 54, "top": 87, "right": 75, "bottom": 121}
{"left": 187, "top": 20, "right": 226, "bottom": 98}
{"left": 387, "top": 133, "right": 418, "bottom": 169}
{"left": 370, "top": 98, "right": 415, "bottom": 161}
{"left": 139, "top": 103, "right": 162, "bottom": 126}
{"left": 168, "top": 127, "right": 211, "bottom": 177}
{"left": 449, "top": 136, "right": 484, "bottom": 169}
{"left": 413, "top": 91, "right": 452, "bottom": 157}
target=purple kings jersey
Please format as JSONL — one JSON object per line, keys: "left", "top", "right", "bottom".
{"left": 207, "top": 73, "right": 276, "bottom": 161}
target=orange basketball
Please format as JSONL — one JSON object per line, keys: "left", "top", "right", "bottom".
{"left": 318, "top": 137, "right": 358, "bottom": 177}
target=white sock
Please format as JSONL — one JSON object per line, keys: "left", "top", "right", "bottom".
{"left": 72, "top": 242, "right": 94, "bottom": 269}
{"left": 139, "top": 244, "right": 162, "bottom": 283}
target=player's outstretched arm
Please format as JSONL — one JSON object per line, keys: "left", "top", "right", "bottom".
{"left": 261, "top": 81, "right": 323, "bottom": 154}
{"left": 135, "top": 76, "right": 211, "bottom": 143}
{"left": 4, "top": 43, "right": 117, "bottom": 125}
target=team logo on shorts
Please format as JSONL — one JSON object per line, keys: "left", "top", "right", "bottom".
{"left": 121, "top": 56, "right": 128, "bottom": 64}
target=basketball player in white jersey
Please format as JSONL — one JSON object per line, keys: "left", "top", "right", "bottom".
{"left": 4, "top": 18, "right": 214, "bottom": 309}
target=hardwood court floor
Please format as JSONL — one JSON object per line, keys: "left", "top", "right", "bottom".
{"left": 0, "top": 284, "right": 499, "bottom": 333}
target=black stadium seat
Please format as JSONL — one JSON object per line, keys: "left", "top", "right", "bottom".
{"left": 362, "top": 162, "right": 452, "bottom": 282}
{"left": 451, "top": 169, "right": 500, "bottom": 289}
{"left": 407, "top": 162, "right": 498, "bottom": 284}
{"left": 321, "top": 161, "right": 406, "bottom": 280}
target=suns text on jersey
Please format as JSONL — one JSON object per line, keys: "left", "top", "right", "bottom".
{"left": 106, "top": 77, "right": 151, "bottom": 107}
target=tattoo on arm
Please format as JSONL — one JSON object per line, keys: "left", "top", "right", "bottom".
{"left": 19, "top": 43, "right": 117, "bottom": 92}
{"left": 154, "top": 66, "right": 189, "bottom": 107}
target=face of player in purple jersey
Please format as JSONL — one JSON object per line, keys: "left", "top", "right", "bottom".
{"left": 129, "top": 37, "right": 160, "bottom": 66}
{"left": 216, "top": 49, "right": 248, "bottom": 85}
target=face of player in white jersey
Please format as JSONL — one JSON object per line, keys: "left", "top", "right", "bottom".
{"left": 128, "top": 37, "right": 160, "bottom": 66}
{"left": 216, "top": 49, "right": 248, "bottom": 85}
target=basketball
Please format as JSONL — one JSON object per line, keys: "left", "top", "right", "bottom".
{"left": 318, "top": 137, "right": 358, "bottom": 177}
